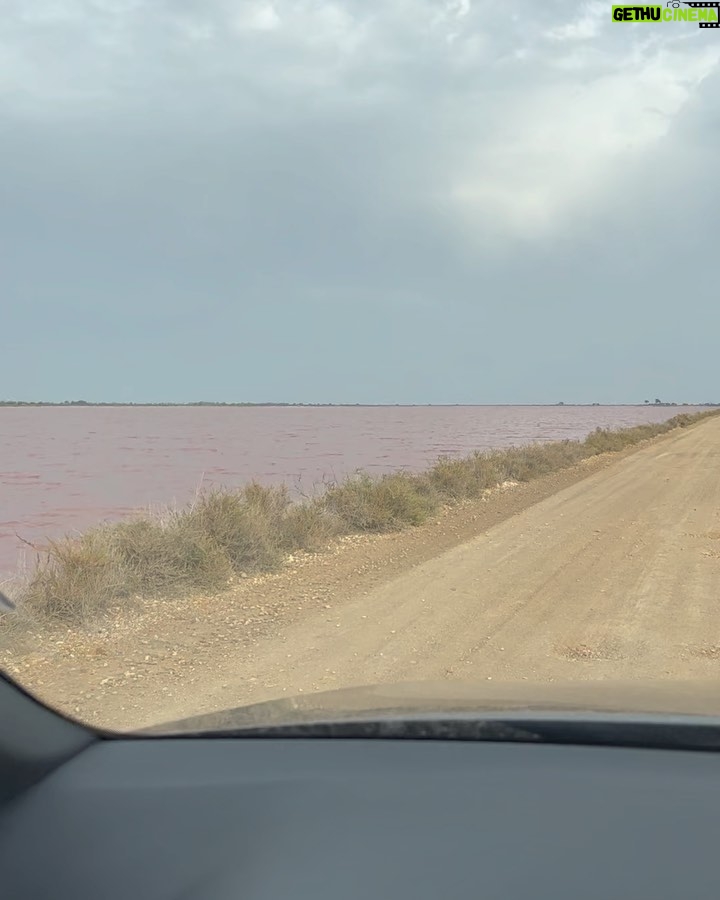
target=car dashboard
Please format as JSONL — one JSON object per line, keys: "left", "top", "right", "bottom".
{"left": 1, "top": 730, "right": 719, "bottom": 899}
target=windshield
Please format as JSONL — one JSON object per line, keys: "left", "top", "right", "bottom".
{"left": 1, "top": 1, "right": 719, "bottom": 734}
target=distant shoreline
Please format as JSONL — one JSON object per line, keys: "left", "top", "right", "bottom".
{"left": 1, "top": 402, "right": 717, "bottom": 409}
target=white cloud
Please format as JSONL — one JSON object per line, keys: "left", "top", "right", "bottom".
{"left": 448, "top": 0, "right": 471, "bottom": 18}
{"left": 248, "top": 4, "right": 281, "bottom": 31}
{"left": 1, "top": 0, "right": 718, "bottom": 247}
{"left": 0, "top": 0, "right": 491, "bottom": 112}
{"left": 447, "top": 36, "right": 720, "bottom": 240}
{"left": 226, "top": 2, "right": 282, "bottom": 33}
{"left": 545, "top": 2, "right": 606, "bottom": 42}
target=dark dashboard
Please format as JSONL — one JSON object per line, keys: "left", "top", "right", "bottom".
{"left": 2, "top": 730, "right": 720, "bottom": 899}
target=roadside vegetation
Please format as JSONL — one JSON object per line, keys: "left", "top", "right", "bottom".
{"left": 2, "top": 410, "right": 718, "bottom": 627}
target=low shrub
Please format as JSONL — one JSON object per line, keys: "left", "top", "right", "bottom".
{"left": 7, "top": 409, "right": 718, "bottom": 624}
{"left": 324, "top": 472, "right": 439, "bottom": 532}
{"left": 427, "top": 452, "right": 504, "bottom": 500}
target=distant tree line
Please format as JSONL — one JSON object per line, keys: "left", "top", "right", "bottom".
{"left": 0, "top": 401, "right": 374, "bottom": 408}
{"left": 1, "top": 400, "right": 719, "bottom": 408}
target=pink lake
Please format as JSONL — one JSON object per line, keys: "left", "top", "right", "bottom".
{"left": 0, "top": 405, "right": 700, "bottom": 578}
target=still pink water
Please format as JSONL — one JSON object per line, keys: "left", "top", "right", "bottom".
{"left": 0, "top": 405, "right": 692, "bottom": 577}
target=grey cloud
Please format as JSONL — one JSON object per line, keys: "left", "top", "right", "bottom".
{"left": 0, "top": 0, "right": 718, "bottom": 402}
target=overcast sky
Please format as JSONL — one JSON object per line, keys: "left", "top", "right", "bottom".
{"left": 1, "top": 0, "right": 718, "bottom": 403}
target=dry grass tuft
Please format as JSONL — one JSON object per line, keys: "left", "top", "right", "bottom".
{"left": 4, "top": 409, "right": 718, "bottom": 625}
{"left": 324, "top": 472, "right": 439, "bottom": 532}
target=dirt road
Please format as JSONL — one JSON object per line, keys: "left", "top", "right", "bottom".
{"left": 4, "top": 417, "right": 720, "bottom": 729}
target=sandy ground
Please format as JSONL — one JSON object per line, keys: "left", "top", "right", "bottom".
{"left": 3, "top": 417, "right": 720, "bottom": 731}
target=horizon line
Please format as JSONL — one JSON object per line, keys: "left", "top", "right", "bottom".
{"left": 1, "top": 401, "right": 717, "bottom": 409}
